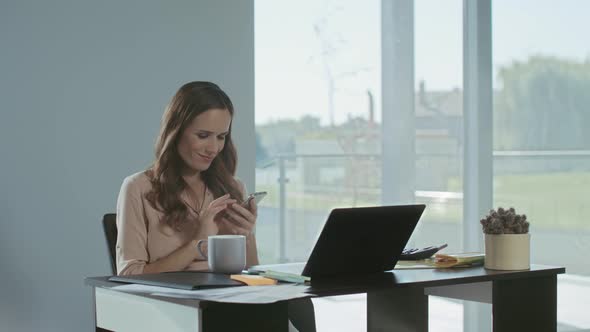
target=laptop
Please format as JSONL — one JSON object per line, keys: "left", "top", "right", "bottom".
{"left": 249, "top": 204, "right": 426, "bottom": 279}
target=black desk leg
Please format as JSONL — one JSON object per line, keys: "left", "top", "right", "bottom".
{"left": 202, "top": 301, "right": 288, "bottom": 332}
{"left": 492, "top": 275, "right": 557, "bottom": 332}
{"left": 367, "top": 287, "right": 428, "bottom": 332}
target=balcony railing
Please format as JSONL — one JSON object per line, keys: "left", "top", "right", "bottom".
{"left": 256, "top": 150, "right": 590, "bottom": 264}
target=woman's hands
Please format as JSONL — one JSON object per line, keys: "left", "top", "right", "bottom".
{"left": 197, "top": 194, "right": 236, "bottom": 238}
{"left": 217, "top": 199, "right": 258, "bottom": 236}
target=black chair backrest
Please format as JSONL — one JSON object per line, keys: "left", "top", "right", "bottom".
{"left": 102, "top": 213, "right": 117, "bottom": 275}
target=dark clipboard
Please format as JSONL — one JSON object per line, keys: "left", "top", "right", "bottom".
{"left": 109, "top": 271, "right": 244, "bottom": 290}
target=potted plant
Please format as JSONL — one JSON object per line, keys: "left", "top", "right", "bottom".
{"left": 480, "top": 207, "right": 530, "bottom": 270}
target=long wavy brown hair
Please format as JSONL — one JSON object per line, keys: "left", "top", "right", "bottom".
{"left": 145, "top": 81, "right": 244, "bottom": 230}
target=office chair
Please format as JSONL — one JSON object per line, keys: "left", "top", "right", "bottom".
{"left": 102, "top": 213, "right": 118, "bottom": 275}
{"left": 98, "top": 214, "right": 118, "bottom": 332}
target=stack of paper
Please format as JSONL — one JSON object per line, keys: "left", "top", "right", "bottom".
{"left": 259, "top": 270, "right": 310, "bottom": 284}
{"left": 433, "top": 253, "right": 485, "bottom": 268}
{"left": 395, "top": 252, "right": 485, "bottom": 269}
{"left": 112, "top": 283, "right": 311, "bottom": 304}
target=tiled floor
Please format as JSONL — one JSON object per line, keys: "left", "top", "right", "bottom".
{"left": 311, "top": 274, "right": 590, "bottom": 332}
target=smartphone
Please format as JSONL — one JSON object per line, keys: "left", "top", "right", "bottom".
{"left": 242, "top": 191, "right": 267, "bottom": 207}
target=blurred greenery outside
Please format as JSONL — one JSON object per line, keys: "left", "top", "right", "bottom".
{"left": 256, "top": 171, "right": 590, "bottom": 231}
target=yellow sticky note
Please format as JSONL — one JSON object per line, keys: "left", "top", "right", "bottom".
{"left": 230, "top": 274, "right": 278, "bottom": 286}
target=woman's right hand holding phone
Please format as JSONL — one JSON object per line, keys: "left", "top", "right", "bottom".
{"left": 217, "top": 199, "right": 258, "bottom": 236}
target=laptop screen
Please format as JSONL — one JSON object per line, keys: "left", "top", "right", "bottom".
{"left": 302, "top": 204, "right": 425, "bottom": 278}
{"left": 250, "top": 204, "right": 425, "bottom": 279}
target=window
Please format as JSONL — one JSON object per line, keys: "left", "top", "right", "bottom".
{"left": 493, "top": 1, "right": 590, "bottom": 330}
{"left": 255, "top": 0, "right": 590, "bottom": 330}
{"left": 255, "top": 0, "right": 381, "bottom": 263}
{"left": 256, "top": 1, "right": 465, "bottom": 330}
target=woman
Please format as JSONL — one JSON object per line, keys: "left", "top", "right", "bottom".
{"left": 116, "top": 81, "right": 259, "bottom": 275}
{"left": 116, "top": 81, "right": 316, "bottom": 332}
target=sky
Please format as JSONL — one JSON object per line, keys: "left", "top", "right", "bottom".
{"left": 255, "top": 0, "right": 590, "bottom": 125}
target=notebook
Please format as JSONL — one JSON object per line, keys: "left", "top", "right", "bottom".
{"left": 249, "top": 204, "right": 426, "bottom": 279}
{"left": 108, "top": 271, "right": 244, "bottom": 290}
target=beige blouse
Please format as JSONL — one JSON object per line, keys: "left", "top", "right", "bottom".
{"left": 115, "top": 171, "right": 256, "bottom": 275}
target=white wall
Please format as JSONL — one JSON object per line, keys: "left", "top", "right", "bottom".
{"left": 0, "top": 1, "right": 254, "bottom": 331}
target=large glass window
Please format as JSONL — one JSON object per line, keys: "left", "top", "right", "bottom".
{"left": 256, "top": 0, "right": 589, "bottom": 331}
{"left": 255, "top": 0, "right": 381, "bottom": 263}
{"left": 255, "top": 1, "right": 464, "bottom": 330}
{"left": 493, "top": 0, "right": 590, "bottom": 330}
{"left": 254, "top": 0, "right": 465, "bottom": 268}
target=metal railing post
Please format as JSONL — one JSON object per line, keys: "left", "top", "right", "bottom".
{"left": 277, "top": 155, "right": 288, "bottom": 262}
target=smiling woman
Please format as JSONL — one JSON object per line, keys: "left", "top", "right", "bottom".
{"left": 115, "top": 81, "right": 315, "bottom": 332}
{"left": 116, "top": 81, "right": 260, "bottom": 276}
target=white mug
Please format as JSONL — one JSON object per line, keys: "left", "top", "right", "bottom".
{"left": 197, "top": 235, "right": 246, "bottom": 274}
